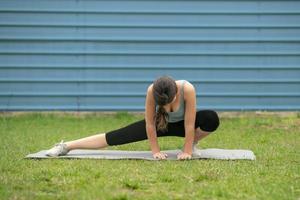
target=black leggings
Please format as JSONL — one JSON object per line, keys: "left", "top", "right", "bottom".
{"left": 105, "top": 109, "right": 220, "bottom": 146}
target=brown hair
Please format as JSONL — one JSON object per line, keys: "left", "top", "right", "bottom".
{"left": 152, "top": 75, "right": 178, "bottom": 132}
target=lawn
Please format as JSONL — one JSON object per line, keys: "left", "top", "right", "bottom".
{"left": 0, "top": 111, "right": 299, "bottom": 200}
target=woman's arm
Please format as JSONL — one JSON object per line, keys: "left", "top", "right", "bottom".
{"left": 182, "top": 82, "right": 197, "bottom": 155}
{"left": 145, "top": 85, "right": 161, "bottom": 154}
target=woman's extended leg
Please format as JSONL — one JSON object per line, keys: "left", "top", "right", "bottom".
{"left": 46, "top": 118, "right": 151, "bottom": 156}
{"left": 62, "top": 118, "right": 151, "bottom": 152}
{"left": 64, "top": 133, "right": 108, "bottom": 151}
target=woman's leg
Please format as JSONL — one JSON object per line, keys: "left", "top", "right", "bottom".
{"left": 105, "top": 118, "right": 159, "bottom": 146}
{"left": 64, "top": 133, "right": 108, "bottom": 151}
{"left": 64, "top": 118, "right": 164, "bottom": 151}
{"left": 193, "top": 127, "right": 210, "bottom": 144}
{"left": 193, "top": 109, "right": 220, "bottom": 144}
{"left": 64, "top": 117, "right": 149, "bottom": 150}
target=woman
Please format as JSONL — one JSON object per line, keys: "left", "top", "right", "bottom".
{"left": 46, "top": 75, "right": 220, "bottom": 160}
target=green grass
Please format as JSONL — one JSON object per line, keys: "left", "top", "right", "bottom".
{"left": 0, "top": 111, "right": 299, "bottom": 200}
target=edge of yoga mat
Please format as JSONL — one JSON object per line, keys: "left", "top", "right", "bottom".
{"left": 25, "top": 148, "right": 256, "bottom": 161}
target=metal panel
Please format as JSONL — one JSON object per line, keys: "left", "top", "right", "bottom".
{"left": 0, "top": 0, "right": 299, "bottom": 111}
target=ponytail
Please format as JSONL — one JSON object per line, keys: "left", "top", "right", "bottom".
{"left": 152, "top": 75, "right": 177, "bottom": 132}
{"left": 155, "top": 105, "right": 169, "bottom": 132}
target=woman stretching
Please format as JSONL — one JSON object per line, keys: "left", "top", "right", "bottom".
{"left": 46, "top": 75, "right": 220, "bottom": 160}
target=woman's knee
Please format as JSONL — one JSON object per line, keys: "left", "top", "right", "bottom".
{"left": 195, "top": 110, "right": 220, "bottom": 133}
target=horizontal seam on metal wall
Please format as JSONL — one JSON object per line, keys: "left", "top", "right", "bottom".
{"left": 1, "top": 10, "right": 300, "bottom": 15}
{"left": 1, "top": 24, "right": 300, "bottom": 28}
{"left": 1, "top": 38, "right": 299, "bottom": 42}
{"left": 1, "top": 65, "right": 299, "bottom": 70}
{"left": 1, "top": 106, "right": 300, "bottom": 111}
{"left": 0, "top": 0, "right": 297, "bottom": 2}
{"left": 1, "top": 52, "right": 300, "bottom": 56}
{"left": 0, "top": 79, "right": 299, "bottom": 83}
{"left": 0, "top": 93, "right": 299, "bottom": 97}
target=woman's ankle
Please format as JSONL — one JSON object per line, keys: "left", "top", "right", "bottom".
{"left": 64, "top": 142, "right": 73, "bottom": 151}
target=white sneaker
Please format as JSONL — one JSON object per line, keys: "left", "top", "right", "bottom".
{"left": 46, "top": 140, "right": 70, "bottom": 157}
{"left": 181, "top": 143, "right": 202, "bottom": 157}
{"left": 192, "top": 144, "right": 202, "bottom": 157}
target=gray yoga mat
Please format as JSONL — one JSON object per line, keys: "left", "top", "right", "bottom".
{"left": 25, "top": 148, "right": 256, "bottom": 160}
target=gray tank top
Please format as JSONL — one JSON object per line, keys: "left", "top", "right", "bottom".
{"left": 155, "top": 80, "right": 186, "bottom": 123}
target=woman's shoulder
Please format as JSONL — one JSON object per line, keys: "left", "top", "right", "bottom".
{"left": 147, "top": 83, "right": 154, "bottom": 95}
{"left": 181, "top": 80, "right": 194, "bottom": 88}
{"left": 182, "top": 80, "right": 196, "bottom": 100}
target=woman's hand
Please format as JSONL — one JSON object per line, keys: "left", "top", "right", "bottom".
{"left": 177, "top": 152, "right": 192, "bottom": 160}
{"left": 153, "top": 152, "right": 168, "bottom": 160}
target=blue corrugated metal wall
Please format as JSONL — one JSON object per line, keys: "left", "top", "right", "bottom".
{"left": 0, "top": 0, "right": 299, "bottom": 111}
